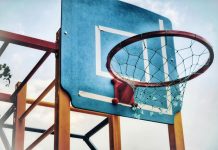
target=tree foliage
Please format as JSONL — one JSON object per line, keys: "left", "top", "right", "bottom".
{"left": 0, "top": 63, "right": 12, "bottom": 86}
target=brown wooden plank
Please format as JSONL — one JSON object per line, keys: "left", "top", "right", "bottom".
{"left": 109, "top": 115, "right": 121, "bottom": 150}
{"left": 168, "top": 112, "right": 185, "bottom": 150}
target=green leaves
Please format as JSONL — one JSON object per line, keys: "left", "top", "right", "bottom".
{"left": 0, "top": 63, "right": 12, "bottom": 86}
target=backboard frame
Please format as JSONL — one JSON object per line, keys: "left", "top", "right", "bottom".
{"left": 61, "top": 0, "right": 177, "bottom": 124}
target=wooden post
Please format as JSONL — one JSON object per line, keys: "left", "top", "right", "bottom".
{"left": 168, "top": 112, "right": 185, "bottom": 150}
{"left": 12, "top": 82, "right": 27, "bottom": 150}
{"left": 54, "top": 37, "right": 70, "bottom": 150}
{"left": 109, "top": 115, "right": 121, "bottom": 150}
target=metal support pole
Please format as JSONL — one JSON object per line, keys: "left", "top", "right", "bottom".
{"left": 108, "top": 115, "right": 121, "bottom": 150}
{"left": 12, "top": 82, "right": 27, "bottom": 150}
{"left": 168, "top": 112, "right": 185, "bottom": 150}
{"left": 54, "top": 87, "right": 70, "bottom": 150}
{"left": 54, "top": 40, "right": 70, "bottom": 150}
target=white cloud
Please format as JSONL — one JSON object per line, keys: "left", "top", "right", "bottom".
{"left": 121, "top": 0, "right": 185, "bottom": 28}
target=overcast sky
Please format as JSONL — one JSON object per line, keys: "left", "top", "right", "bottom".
{"left": 0, "top": 0, "right": 218, "bottom": 149}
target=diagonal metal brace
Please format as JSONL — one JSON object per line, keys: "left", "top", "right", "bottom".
{"left": 0, "top": 42, "right": 9, "bottom": 57}
{"left": 0, "top": 105, "right": 14, "bottom": 125}
{"left": 83, "top": 118, "right": 109, "bottom": 150}
{"left": 0, "top": 127, "right": 11, "bottom": 150}
{"left": 85, "top": 118, "right": 108, "bottom": 139}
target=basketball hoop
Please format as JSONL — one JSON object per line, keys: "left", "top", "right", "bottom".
{"left": 106, "top": 30, "right": 214, "bottom": 118}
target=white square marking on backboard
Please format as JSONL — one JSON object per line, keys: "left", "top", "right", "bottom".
{"left": 95, "top": 25, "right": 136, "bottom": 78}
{"left": 82, "top": 19, "right": 173, "bottom": 115}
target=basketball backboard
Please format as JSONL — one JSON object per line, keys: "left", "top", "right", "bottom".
{"left": 61, "top": 0, "right": 181, "bottom": 124}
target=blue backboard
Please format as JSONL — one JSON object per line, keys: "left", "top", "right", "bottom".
{"left": 61, "top": 0, "right": 180, "bottom": 124}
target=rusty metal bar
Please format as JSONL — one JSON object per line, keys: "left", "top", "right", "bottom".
{"left": 0, "top": 30, "right": 58, "bottom": 52}
{"left": 19, "top": 79, "right": 55, "bottom": 120}
{"left": 26, "top": 99, "right": 109, "bottom": 117}
{"left": 0, "top": 94, "right": 109, "bottom": 118}
{"left": 0, "top": 127, "right": 11, "bottom": 150}
{"left": 27, "top": 99, "right": 109, "bottom": 117}
{"left": 0, "top": 105, "right": 14, "bottom": 124}
{"left": 0, "top": 92, "right": 110, "bottom": 117}
{"left": 0, "top": 42, "right": 9, "bottom": 57}
{"left": 11, "top": 52, "right": 51, "bottom": 101}
{"left": 0, "top": 93, "right": 11, "bottom": 103}
{"left": 12, "top": 82, "right": 27, "bottom": 150}
{"left": 26, "top": 124, "right": 54, "bottom": 150}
